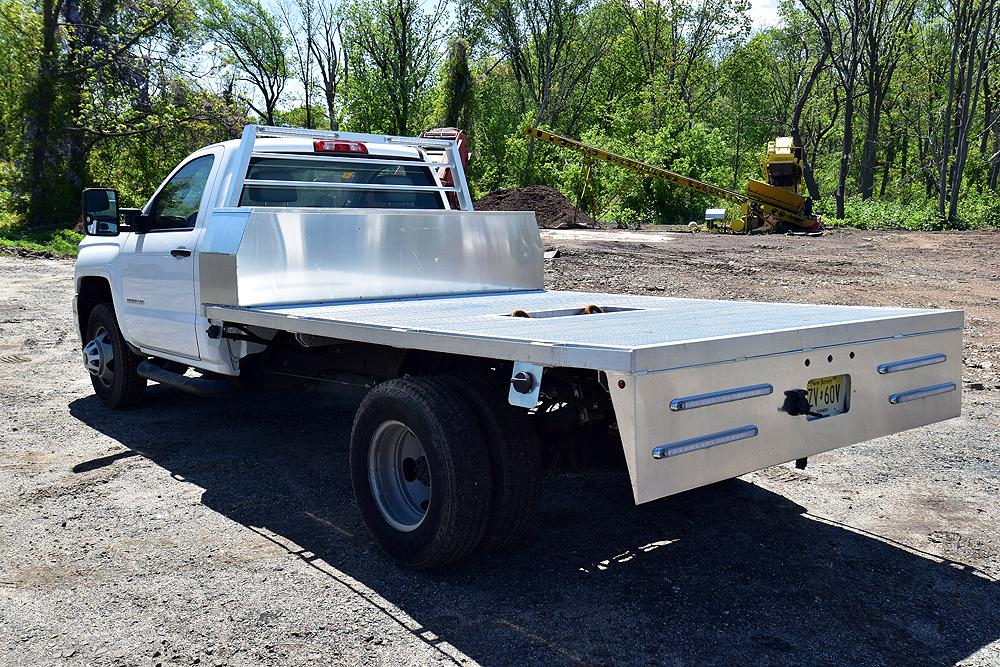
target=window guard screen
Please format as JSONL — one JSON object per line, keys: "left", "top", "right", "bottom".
{"left": 239, "top": 157, "right": 446, "bottom": 210}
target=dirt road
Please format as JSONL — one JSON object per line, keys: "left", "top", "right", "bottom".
{"left": 1, "top": 230, "right": 999, "bottom": 666}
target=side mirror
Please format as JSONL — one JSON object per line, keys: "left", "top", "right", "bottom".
{"left": 82, "top": 188, "right": 120, "bottom": 236}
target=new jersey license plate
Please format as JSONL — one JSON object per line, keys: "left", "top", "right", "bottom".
{"left": 806, "top": 374, "right": 850, "bottom": 418}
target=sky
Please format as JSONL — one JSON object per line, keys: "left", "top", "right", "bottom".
{"left": 750, "top": 0, "right": 782, "bottom": 30}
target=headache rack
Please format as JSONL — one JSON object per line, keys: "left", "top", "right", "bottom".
{"left": 223, "top": 125, "right": 474, "bottom": 211}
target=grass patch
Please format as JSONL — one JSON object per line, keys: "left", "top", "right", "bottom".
{"left": 0, "top": 225, "right": 83, "bottom": 256}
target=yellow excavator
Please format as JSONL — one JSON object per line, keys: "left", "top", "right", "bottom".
{"left": 524, "top": 128, "right": 821, "bottom": 234}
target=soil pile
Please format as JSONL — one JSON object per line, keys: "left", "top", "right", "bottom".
{"left": 475, "top": 185, "right": 594, "bottom": 229}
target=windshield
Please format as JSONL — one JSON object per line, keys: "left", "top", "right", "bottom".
{"left": 239, "top": 156, "right": 446, "bottom": 210}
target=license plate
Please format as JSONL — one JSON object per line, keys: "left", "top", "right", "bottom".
{"left": 806, "top": 374, "right": 850, "bottom": 418}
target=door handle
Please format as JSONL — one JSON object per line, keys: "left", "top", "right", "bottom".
{"left": 170, "top": 247, "right": 192, "bottom": 258}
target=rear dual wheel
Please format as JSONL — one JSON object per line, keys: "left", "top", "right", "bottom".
{"left": 349, "top": 373, "right": 541, "bottom": 569}
{"left": 350, "top": 377, "right": 493, "bottom": 568}
{"left": 437, "top": 372, "right": 542, "bottom": 555}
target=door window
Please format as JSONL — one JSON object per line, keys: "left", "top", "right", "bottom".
{"left": 150, "top": 155, "right": 215, "bottom": 230}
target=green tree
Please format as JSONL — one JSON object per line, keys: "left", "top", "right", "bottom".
{"left": 309, "top": 0, "right": 347, "bottom": 130}
{"left": 0, "top": 0, "right": 40, "bottom": 219}
{"left": 473, "top": 0, "right": 610, "bottom": 131}
{"left": 15, "top": 0, "right": 210, "bottom": 227}
{"left": 341, "top": 0, "right": 446, "bottom": 135}
{"left": 715, "top": 37, "right": 773, "bottom": 188}
{"left": 201, "top": 0, "right": 289, "bottom": 124}
{"left": 431, "top": 37, "right": 476, "bottom": 133}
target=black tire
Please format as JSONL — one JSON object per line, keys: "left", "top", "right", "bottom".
{"left": 438, "top": 372, "right": 542, "bottom": 554}
{"left": 350, "top": 377, "right": 493, "bottom": 569}
{"left": 84, "top": 303, "right": 146, "bottom": 408}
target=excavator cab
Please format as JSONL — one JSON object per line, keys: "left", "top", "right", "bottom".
{"left": 763, "top": 137, "right": 804, "bottom": 194}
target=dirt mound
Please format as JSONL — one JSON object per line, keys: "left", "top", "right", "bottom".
{"left": 475, "top": 185, "right": 594, "bottom": 229}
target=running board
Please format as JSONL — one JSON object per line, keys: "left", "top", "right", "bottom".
{"left": 137, "top": 361, "right": 235, "bottom": 397}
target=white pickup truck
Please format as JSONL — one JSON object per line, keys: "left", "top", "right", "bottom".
{"left": 74, "top": 125, "right": 963, "bottom": 568}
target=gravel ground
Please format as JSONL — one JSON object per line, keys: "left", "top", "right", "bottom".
{"left": 1, "top": 229, "right": 999, "bottom": 666}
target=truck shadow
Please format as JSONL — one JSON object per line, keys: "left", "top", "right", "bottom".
{"left": 68, "top": 385, "right": 1000, "bottom": 666}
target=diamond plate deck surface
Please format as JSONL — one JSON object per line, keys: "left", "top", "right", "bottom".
{"left": 208, "top": 291, "right": 962, "bottom": 372}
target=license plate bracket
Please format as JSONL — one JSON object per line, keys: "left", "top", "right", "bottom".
{"left": 806, "top": 374, "right": 850, "bottom": 419}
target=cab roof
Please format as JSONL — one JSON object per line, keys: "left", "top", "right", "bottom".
{"left": 213, "top": 136, "right": 425, "bottom": 160}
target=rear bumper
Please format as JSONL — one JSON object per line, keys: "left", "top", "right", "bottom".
{"left": 607, "top": 327, "right": 962, "bottom": 504}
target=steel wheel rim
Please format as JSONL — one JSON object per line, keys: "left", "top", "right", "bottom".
{"left": 368, "top": 420, "right": 431, "bottom": 532}
{"left": 83, "top": 326, "right": 116, "bottom": 389}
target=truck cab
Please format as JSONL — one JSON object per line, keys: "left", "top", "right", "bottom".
{"left": 75, "top": 128, "right": 465, "bottom": 376}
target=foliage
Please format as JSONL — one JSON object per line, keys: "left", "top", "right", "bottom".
{"left": 273, "top": 105, "right": 329, "bottom": 130}
{"left": 819, "top": 191, "right": 1000, "bottom": 230}
{"left": 0, "top": 0, "right": 39, "bottom": 194}
{"left": 341, "top": 0, "right": 447, "bottom": 135}
{"left": 824, "top": 197, "right": 940, "bottom": 230}
{"left": 88, "top": 96, "right": 246, "bottom": 207}
{"left": 201, "top": 0, "right": 289, "bottom": 124}
{"left": 430, "top": 38, "right": 477, "bottom": 133}
{"left": 0, "top": 225, "right": 84, "bottom": 255}
{"left": 957, "top": 191, "right": 1000, "bottom": 229}
{"left": 0, "top": 0, "right": 997, "bottom": 230}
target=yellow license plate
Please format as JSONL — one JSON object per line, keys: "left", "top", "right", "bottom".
{"left": 806, "top": 374, "right": 850, "bottom": 418}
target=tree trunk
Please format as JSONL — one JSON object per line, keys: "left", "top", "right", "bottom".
{"left": 835, "top": 90, "right": 854, "bottom": 219}
{"left": 23, "top": 0, "right": 61, "bottom": 228}
{"left": 990, "top": 112, "right": 1000, "bottom": 190}
{"left": 980, "top": 69, "right": 993, "bottom": 156}
{"left": 879, "top": 130, "right": 895, "bottom": 197}
{"left": 326, "top": 85, "right": 338, "bottom": 130}
{"left": 731, "top": 116, "right": 742, "bottom": 189}
{"left": 62, "top": 0, "right": 87, "bottom": 198}
{"left": 790, "top": 53, "right": 828, "bottom": 202}
{"left": 937, "top": 1, "right": 963, "bottom": 220}
{"left": 943, "top": 0, "right": 996, "bottom": 223}
{"left": 858, "top": 90, "right": 881, "bottom": 199}
{"left": 304, "top": 81, "right": 312, "bottom": 129}
{"left": 899, "top": 133, "right": 908, "bottom": 185}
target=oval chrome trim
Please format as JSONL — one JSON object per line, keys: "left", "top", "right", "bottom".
{"left": 888, "top": 382, "right": 957, "bottom": 404}
{"left": 878, "top": 353, "right": 946, "bottom": 374}
{"left": 669, "top": 384, "right": 773, "bottom": 412}
{"left": 652, "top": 425, "right": 759, "bottom": 459}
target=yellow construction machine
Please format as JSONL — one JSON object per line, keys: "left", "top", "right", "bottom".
{"left": 524, "top": 128, "right": 821, "bottom": 233}
{"left": 762, "top": 136, "right": 804, "bottom": 193}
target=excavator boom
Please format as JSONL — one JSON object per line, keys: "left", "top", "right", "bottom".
{"left": 524, "top": 127, "right": 821, "bottom": 233}
{"left": 524, "top": 127, "right": 747, "bottom": 206}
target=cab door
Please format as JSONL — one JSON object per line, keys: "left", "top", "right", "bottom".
{"left": 119, "top": 153, "right": 217, "bottom": 359}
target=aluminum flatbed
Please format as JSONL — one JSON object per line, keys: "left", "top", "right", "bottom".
{"left": 187, "top": 194, "right": 964, "bottom": 508}
{"left": 207, "top": 290, "right": 962, "bottom": 503}
{"left": 205, "top": 291, "right": 961, "bottom": 374}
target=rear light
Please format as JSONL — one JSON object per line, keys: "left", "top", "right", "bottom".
{"left": 313, "top": 139, "right": 368, "bottom": 153}
{"left": 652, "top": 425, "right": 759, "bottom": 459}
{"left": 888, "top": 382, "right": 956, "bottom": 404}
{"left": 669, "top": 383, "right": 773, "bottom": 411}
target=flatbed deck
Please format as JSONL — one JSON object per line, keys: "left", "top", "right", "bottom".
{"left": 205, "top": 291, "right": 962, "bottom": 373}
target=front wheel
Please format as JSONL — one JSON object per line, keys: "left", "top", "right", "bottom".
{"left": 83, "top": 303, "right": 146, "bottom": 408}
{"left": 350, "top": 377, "right": 493, "bottom": 569}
